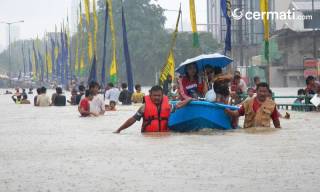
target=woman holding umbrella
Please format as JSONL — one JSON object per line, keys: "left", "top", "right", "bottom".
{"left": 178, "top": 63, "right": 208, "bottom": 100}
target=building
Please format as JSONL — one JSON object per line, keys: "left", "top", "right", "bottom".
{"left": 207, "top": 0, "right": 320, "bottom": 87}
{"left": 269, "top": 0, "right": 320, "bottom": 87}
{"left": 207, "top": 0, "right": 276, "bottom": 68}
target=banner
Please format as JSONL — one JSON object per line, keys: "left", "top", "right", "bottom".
{"left": 189, "top": 0, "right": 199, "bottom": 47}
{"left": 159, "top": 5, "right": 181, "bottom": 85}
{"left": 221, "top": 0, "right": 232, "bottom": 53}
{"left": 108, "top": 0, "right": 118, "bottom": 84}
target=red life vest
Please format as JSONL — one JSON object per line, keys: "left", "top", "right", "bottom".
{"left": 142, "top": 95, "right": 170, "bottom": 132}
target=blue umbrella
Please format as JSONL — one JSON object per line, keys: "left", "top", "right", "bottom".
{"left": 175, "top": 53, "right": 233, "bottom": 74}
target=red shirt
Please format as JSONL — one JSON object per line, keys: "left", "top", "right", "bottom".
{"left": 79, "top": 98, "right": 90, "bottom": 117}
{"left": 238, "top": 98, "right": 279, "bottom": 121}
{"left": 178, "top": 76, "right": 205, "bottom": 100}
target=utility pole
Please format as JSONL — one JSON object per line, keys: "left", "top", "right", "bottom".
{"left": 312, "top": 0, "right": 317, "bottom": 59}
{"left": 0, "top": 20, "right": 24, "bottom": 87}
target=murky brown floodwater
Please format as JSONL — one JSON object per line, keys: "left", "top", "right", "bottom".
{"left": 0, "top": 88, "right": 319, "bottom": 192}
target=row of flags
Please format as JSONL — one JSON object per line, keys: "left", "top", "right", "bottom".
{"left": 20, "top": 0, "right": 270, "bottom": 89}
{"left": 20, "top": 0, "right": 134, "bottom": 91}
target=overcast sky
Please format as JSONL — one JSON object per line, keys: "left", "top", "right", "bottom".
{"left": 0, "top": 0, "right": 207, "bottom": 51}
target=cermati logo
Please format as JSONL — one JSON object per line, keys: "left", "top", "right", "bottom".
{"left": 231, "top": 8, "right": 313, "bottom": 21}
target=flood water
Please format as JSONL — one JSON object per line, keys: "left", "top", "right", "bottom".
{"left": 0, "top": 88, "right": 319, "bottom": 192}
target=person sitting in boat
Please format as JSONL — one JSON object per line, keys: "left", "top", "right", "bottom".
{"left": 205, "top": 65, "right": 214, "bottom": 89}
{"left": 225, "top": 82, "right": 281, "bottom": 128}
{"left": 114, "top": 86, "right": 192, "bottom": 133}
{"left": 178, "top": 63, "right": 208, "bottom": 100}
{"left": 212, "top": 67, "right": 232, "bottom": 104}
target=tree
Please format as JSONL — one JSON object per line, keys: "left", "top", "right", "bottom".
{"left": 0, "top": 0, "right": 221, "bottom": 85}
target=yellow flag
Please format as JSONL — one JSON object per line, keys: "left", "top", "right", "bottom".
{"left": 108, "top": 0, "right": 118, "bottom": 83}
{"left": 32, "top": 49, "right": 36, "bottom": 79}
{"left": 189, "top": 0, "right": 199, "bottom": 47}
{"left": 160, "top": 49, "right": 175, "bottom": 83}
{"left": 47, "top": 52, "right": 53, "bottom": 74}
{"left": 79, "top": 2, "right": 85, "bottom": 75}
{"left": 110, "top": 50, "right": 117, "bottom": 83}
{"left": 84, "top": 0, "right": 93, "bottom": 62}
{"left": 260, "top": 0, "right": 269, "bottom": 41}
{"left": 159, "top": 6, "right": 181, "bottom": 85}
{"left": 75, "top": 9, "right": 79, "bottom": 73}
{"left": 84, "top": 0, "right": 90, "bottom": 27}
{"left": 93, "top": 0, "right": 98, "bottom": 56}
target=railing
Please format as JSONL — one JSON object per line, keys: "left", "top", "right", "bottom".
{"left": 239, "top": 95, "right": 318, "bottom": 112}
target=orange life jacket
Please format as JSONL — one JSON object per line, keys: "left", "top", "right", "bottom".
{"left": 142, "top": 95, "right": 171, "bottom": 132}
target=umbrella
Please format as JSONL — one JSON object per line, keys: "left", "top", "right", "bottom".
{"left": 175, "top": 53, "right": 233, "bottom": 74}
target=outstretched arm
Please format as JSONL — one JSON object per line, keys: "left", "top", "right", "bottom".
{"left": 224, "top": 108, "right": 240, "bottom": 118}
{"left": 114, "top": 117, "right": 137, "bottom": 133}
{"left": 175, "top": 97, "right": 193, "bottom": 109}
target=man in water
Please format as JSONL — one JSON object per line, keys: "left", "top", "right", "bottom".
{"left": 225, "top": 82, "right": 281, "bottom": 128}
{"left": 119, "top": 83, "right": 132, "bottom": 105}
{"left": 131, "top": 84, "right": 144, "bottom": 103}
{"left": 20, "top": 94, "right": 31, "bottom": 104}
{"left": 36, "top": 87, "right": 51, "bottom": 107}
{"left": 105, "top": 82, "right": 120, "bottom": 105}
{"left": 34, "top": 88, "right": 41, "bottom": 106}
{"left": 76, "top": 85, "right": 86, "bottom": 105}
{"left": 114, "top": 86, "right": 192, "bottom": 133}
{"left": 52, "top": 87, "right": 66, "bottom": 106}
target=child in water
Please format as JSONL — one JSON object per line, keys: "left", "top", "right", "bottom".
{"left": 78, "top": 90, "right": 98, "bottom": 117}
{"left": 106, "top": 101, "right": 117, "bottom": 111}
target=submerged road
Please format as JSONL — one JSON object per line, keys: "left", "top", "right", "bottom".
{"left": 0, "top": 89, "right": 319, "bottom": 192}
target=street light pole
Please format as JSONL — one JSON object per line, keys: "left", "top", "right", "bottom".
{"left": 312, "top": 0, "right": 317, "bottom": 59}
{"left": 0, "top": 20, "right": 24, "bottom": 87}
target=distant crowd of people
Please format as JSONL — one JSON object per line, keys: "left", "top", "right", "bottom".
{"left": 5, "top": 63, "right": 320, "bottom": 133}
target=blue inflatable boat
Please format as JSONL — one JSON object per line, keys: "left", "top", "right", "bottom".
{"left": 169, "top": 101, "right": 239, "bottom": 132}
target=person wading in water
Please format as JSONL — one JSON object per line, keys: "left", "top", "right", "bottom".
{"left": 225, "top": 82, "right": 281, "bottom": 128}
{"left": 114, "top": 86, "right": 192, "bottom": 133}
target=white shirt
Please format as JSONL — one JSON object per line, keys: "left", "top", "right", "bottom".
{"left": 105, "top": 87, "right": 120, "bottom": 102}
{"left": 90, "top": 94, "right": 105, "bottom": 114}
{"left": 37, "top": 94, "right": 51, "bottom": 107}
{"left": 239, "top": 79, "right": 247, "bottom": 93}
